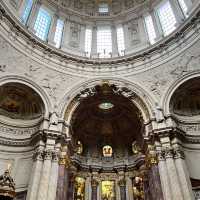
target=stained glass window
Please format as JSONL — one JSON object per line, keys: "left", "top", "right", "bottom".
{"left": 54, "top": 19, "right": 64, "bottom": 48}
{"left": 34, "top": 8, "right": 52, "bottom": 41}
{"left": 157, "top": 1, "right": 177, "bottom": 36}
{"left": 21, "top": 0, "right": 33, "bottom": 24}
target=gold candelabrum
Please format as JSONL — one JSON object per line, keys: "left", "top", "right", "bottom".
{"left": 0, "top": 163, "right": 16, "bottom": 199}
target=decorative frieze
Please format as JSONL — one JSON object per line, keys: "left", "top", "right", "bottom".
{"left": 0, "top": 124, "right": 39, "bottom": 136}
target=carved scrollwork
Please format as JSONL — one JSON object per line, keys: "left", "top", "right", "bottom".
{"left": 33, "top": 149, "right": 44, "bottom": 161}
{"left": 173, "top": 147, "right": 185, "bottom": 159}
{"left": 164, "top": 147, "right": 174, "bottom": 159}
{"left": 44, "top": 149, "right": 53, "bottom": 160}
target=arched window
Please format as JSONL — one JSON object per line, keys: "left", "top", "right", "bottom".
{"left": 34, "top": 8, "right": 52, "bottom": 41}
{"left": 54, "top": 19, "right": 64, "bottom": 48}
{"left": 156, "top": 1, "right": 177, "bottom": 36}
{"left": 85, "top": 28, "right": 92, "bottom": 57}
{"left": 21, "top": 0, "right": 33, "bottom": 24}
{"left": 144, "top": 14, "right": 157, "bottom": 44}
{"left": 97, "top": 26, "right": 112, "bottom": 58}
{"left": 117, "top": 26, "right": 125, "bottom": 56}
{"left": 178, "top": 0, "right": 189, "bottom": 17}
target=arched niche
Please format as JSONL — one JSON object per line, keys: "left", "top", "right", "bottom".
{"left": 58, "top": 78, "right": 156, "bottom": 131}
{"left": 60, "top": 80, "right": 156, "bottom": 160}
{"left": 0, "top": 82, "right": 45, "bottom": 120}
{"left": 70, "top": 83, "right": 144, "bottom": 157}
{"left": 169, "top": 77, "right": 200, "bottom": 117}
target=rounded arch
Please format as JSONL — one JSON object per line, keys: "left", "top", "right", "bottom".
{"left": 161, "top": 71, "right": 200, "bottom": 116}
{"left": 58, "top": 78, "right": 157, "bottom": 125}
{"left": 0, "top": 75, "right": 53, "bottom": 118}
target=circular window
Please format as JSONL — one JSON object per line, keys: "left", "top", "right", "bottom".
{"left": 98, "top": 102, "right": 114, "bottom": 110}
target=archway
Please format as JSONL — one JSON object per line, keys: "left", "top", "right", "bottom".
{"left": 0, "top": 81, "right": 47, "bottom": 200}
{"left": 168, "top": 77, "right": 200, "bottom": 198}
{"left": 57, "top": 81, "right": 162, "bottom": 200}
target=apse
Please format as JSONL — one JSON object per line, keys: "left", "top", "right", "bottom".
{"left": 0, "top": 83, "right": 44, "bottom": 120}
{"left": 170, "top": 77, "right": 200, "bottom": 117}
{"left": 70, "top": 83, "right": 144, "bottom": 170}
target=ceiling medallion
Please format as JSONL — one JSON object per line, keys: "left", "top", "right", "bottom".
{"left": 98, "top": 102, "right": 114, "bottom": 110}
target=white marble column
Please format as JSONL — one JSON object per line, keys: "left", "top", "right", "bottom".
{"left": 27, "top": 0, "right": 41, "bottom": 31}
{"left": 165, "top": 148, "right": 184, "bottom": 200}
{"left": 111, "top": 24, "right": 118, "bottom": 57}
{"left": 48, "top": 14, "right": 59, "bottom": 46}
{"left": 47, "top": 151, "right": 59, "bottom": 200}
{"left": 157, "top": 151, "right": 172, "bottom": 200}
{"left": 174, "top": 148, "right": 194, "bottom": 200}
{"left": 91, "top": 26, "right": 97, "bottom": 58}
{"left": 37, "top": 149, "right": 53, "bottom": 200}
{"left": 26, "top": 148, "right": 44, "bottom": 200}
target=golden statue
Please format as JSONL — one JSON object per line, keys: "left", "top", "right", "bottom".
{"left": 74, "top": 177, "right": 85, "bottom": 200}
{"left": 132, "top": 141, "right": 141, "bottom": 155}
{"left": 76, "top": 141, "right": 83, "bottom": 155}
{"left": 133, "top": 176, "right": 144, "bottom": 200}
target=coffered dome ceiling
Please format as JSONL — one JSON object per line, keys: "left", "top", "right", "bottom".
{"left": 47, "top": 0, "right": 152, "bottom": 16}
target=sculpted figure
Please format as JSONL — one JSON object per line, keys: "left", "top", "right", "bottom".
{"left": 133, "top": 176, "right": 144, "bottom": 200}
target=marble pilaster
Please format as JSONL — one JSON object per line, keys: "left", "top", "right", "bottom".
{"left": 48, "top": 14, "right": 59, "bottom": 46}
{"left": 61, "top": 19, "right": 71, "bottom": 51}
{"left": 174, "top": 148, "right": 194, "bottom": 200}
{"left": 47, "top": 151, "right": 59, "bottom": 200}
{"left": 26, "top": 148, "right": 44, "bottom": 200}
{"left": 91, "top": 26, "right": 97, "bottom": 58}
{"left": 164, "top": 148, "right": 184, "bottom": 200}
{"left": 37, "top": 149, "right": 53, "bottom": 200}
{"left": 157, "top": 151, "right": 172, "bottom": 200}
{"left": 111, "top": 24, "right": 119, "bottom": 57}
